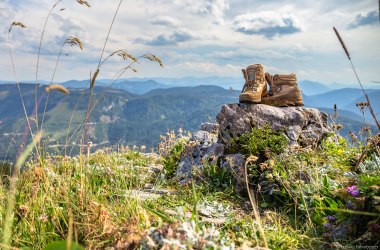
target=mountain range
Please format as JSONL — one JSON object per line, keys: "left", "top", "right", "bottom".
{"left": 2, "top": 77, "right": 380, "bottom": 96}
{"left": 0, "top": 79, "right": 378, "bottom": 161}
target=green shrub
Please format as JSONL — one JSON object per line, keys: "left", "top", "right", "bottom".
{"left": 238, "top": 125, "right": 288, "bottom": 156}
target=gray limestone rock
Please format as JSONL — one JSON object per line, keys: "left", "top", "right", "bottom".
{"left": 192, "top": 130, "right": 218, "bottom": 147}
{"left": 217, "top": 103, "right": 330, "bottom": 149}
{"left": 200, "top": 122, "right": 220, "bottom": 134}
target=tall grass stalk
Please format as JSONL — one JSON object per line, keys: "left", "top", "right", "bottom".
{"left": 34, "top": 0, "right": 63, "bottom": 135}
{"left": 76, "top": 0, "right": 124, "bottom": 210}
{"left": 64, "top": 90, "right": 85, "bottom": 156}
{"left": 2, "top": 132, "right": 42, "bottom": 248}
{"left": 333, "top": 27, "right": 380, "bottom": 131}
{"left": 8, "top": 22, "right": 41, "bottom": 162}
{"left": 40, "top": 36, "right": 83, "bottom": 136}
{"left": 80, "top": 0, "right": 124, "bottom": 159}
{"left": 62, "top": 53, "right": 162, "bottom": 156}
{"left": 245, "top": 155, "right": 268, "bottom": 249}
{"left": 35, "top": 1, "right": 89, "bottom": 133}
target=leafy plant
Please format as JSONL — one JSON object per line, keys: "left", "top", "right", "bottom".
{"left": 359, "top": 152, "right": 380, "bottom": 173}
{"left": 199, "top": 163, "right": 233, "bottom": 193}
{"left": 238, "top": 125, "right": 288, "bottom": 157}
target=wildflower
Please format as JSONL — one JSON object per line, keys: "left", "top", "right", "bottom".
{"left": 178, "top": 127, "right": 183, "bottom": 135}
{"left": 39, "top": 214, "right": 48, "bottom": 223}
{"left": 349, "top": 131, "right": 358, "bottom": 142}
{"left": 17, "top": 205, "right": 29, "bottom": 218}
{"left": 324, "top": 223, "right": 332, "bottom": 229}
{"left": 326, "top": 215, "right": 336, "bottom": 222}
{"left": 347, "top": 185, "right": 360, "bottom": 197}
{"left": 332, "top": 124, "right": 343, "bottom": 130}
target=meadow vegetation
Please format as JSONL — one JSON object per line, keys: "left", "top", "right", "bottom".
{"left": 1, "top": 126, "right": 379, "bottom": 249}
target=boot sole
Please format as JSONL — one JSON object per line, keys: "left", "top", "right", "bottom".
{"left": 239, "top": 94, "right": 261, "bottom": 103}
{"left": 262, "top": 96, "right": 304, "bottom": 107}
{"left": 262, "top": 89, "right": 304, "bottom": 107}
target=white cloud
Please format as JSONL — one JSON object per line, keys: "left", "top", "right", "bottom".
{"left": 177, "top": 0, "right": 229, "bottom": 24}
{"left": 348, "top": 10, "right": 379, "bottom": 29}
{"left": 150, "top": 15, "right": 180, "bottom": 27}
{"left": 135, "top": 30, "right": 193, "bottom": 46}
{"left": 202, "top": 0, "right": 229, "bottom": 23}
{"left": 233, "top": 11, "right": 303, "bottom": 38}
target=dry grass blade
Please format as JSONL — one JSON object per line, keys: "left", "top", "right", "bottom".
{"left": 244, "top": 155, "right": 269, "bottom": 248}
{"left": 45, "top": 84, "right": 70, "bottom": 94}
{"left": 9, "top": 21, "right": 26, "bottom": 32}
{"left": 111, "top": 49, "right": 137, "bottom": 62}
{"left": 76, "top": 0, "right": 91, "bottom": 7}
{"left": 142, "top": 54, "right": 164, "bottom": 67}
{"left": 333, "top": 27, "right": 350, "bottom": 60}
{"left": 65, "top": 36, "right": 84, "bottom": 50}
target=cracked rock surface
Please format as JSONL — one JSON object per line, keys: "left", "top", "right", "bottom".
{"left": 217, "top": 103, "right": 330, "bottom": 149}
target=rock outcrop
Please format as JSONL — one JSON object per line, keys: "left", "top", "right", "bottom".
{"left": 176, "top": 103, "right": 331, "bottom": 181}
{"left": 217, "top": 103, "right": 330, "bottom": 148}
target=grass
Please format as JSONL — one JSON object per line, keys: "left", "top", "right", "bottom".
{"left": 0, "top": 147, "right": 157, "bottom": 249}
{"left": 0, "top": 122, "right": 379, "bottom": 249}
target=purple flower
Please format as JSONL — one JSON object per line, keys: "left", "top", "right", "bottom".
{"left": 347, "top": 185, "right": 360, "bottom": 197}
{"left": 324, "top": 223, "right": 332, "bottom": 229}
{"left": 326, "top": 215, "right": 336, "bottom": 222}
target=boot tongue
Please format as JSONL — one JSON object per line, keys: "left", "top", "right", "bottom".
{"left": 248, "top": 69, "right": 256, "bottom": 82}
{"left": 265, "top": 73, "right": 274, "bottom": 96}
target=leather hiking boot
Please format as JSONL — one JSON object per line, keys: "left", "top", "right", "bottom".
{"left": 262, "top": 73, "right": 304, "bottom": 107}
{"left": 239, "top": 64, "right": 267, "bottom": 103}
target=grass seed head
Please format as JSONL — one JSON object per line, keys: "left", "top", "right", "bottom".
{"left": 333, "top": 27, "right": 351, "bottom": 60}
{"left": 110, "top": 50, "right": 137, "bottom": 62}
{"left": 91, "top": 68, "right": 100, "bottom": 89}
{"left": 65, "top": 36, "right": 84, "bottom": 50}
{"left": 9, "top": 21, "right": 26, "bottom": 33}
{"left": 142, "top": 54, "right": 164, "bottom": 67}
{"left": 45, "top": 84, "right": 70, "bottom": 94}
{"left": 76, "top": 0, "right": 91, "bottom": 7}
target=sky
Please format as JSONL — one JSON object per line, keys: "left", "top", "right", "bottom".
{"left": 0, "top": 0, "right": 379, "bottom": 85}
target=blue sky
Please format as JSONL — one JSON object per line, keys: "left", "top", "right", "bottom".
{"left": 0, "top": 0, "right": 379, "bottom": 85}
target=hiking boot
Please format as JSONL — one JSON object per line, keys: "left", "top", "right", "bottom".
{"left": 262, "top": 73, "right": 304, "bottom": 107}
{"left": 239, "top": 64, "right": 267, "bottom": 103}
